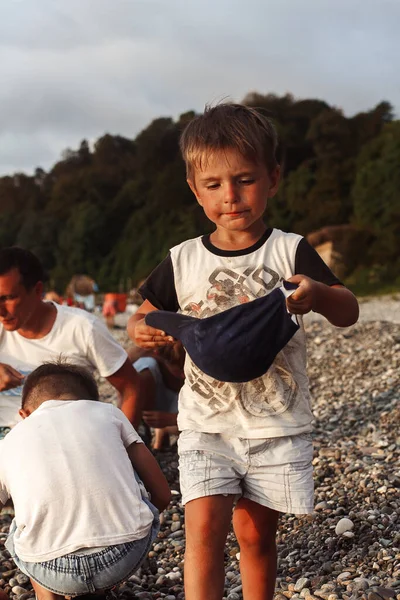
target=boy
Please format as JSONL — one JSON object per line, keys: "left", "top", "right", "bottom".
{"left": 0, "top": 362, "right": 170, "bottom": 600}
{"left": 127, "top": 103, "right": 359, "bottom": 600}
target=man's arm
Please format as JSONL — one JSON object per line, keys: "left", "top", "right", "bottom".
{"left": 127, "top": 441, "right": 171, "bottom": 511}
{"left": 0, "top": 363, "right": 24, "bottom": 392}
{"left": 286, "top": 276, "right": 359, "bottom": 327}
{"left": 106, "top": 359, "right": 142, "bottom": 429}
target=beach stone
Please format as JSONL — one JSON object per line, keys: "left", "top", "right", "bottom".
{"left": 353, "top": 579, "right": 370, "bottom": 592}
{"left": 1, "top": 570, "right": 16, "bottom": 578}
{"left": 342, "top": 531, "right": 355, "bottom": 538}
{"left": 314, "top": 591, "right": 331, "bottom": 600}
{"left": 369, "top": 587, "right": 396, "bottom": 599}
{"left": 230, "top": 584, "right": 243, "bottom": 594}
{"left": 337, "top": 572, "right": 352, "bottom": 582}
{"left": 169, "top": 530, "right": 184, "bottom": 538}
{"left": 166, "top": 572, "right": 181, "bottom": 581}
{"left": 295, "top": 578, "right": 311, "bottom": 592}
{"left": 335, "top": 518, "right": 354, "bottom": 535}
{"left": 153, "top": 543, "right": 164, "bottom": 552}
{"left": 12, "top": 586, "right": 28, "bottom": 596}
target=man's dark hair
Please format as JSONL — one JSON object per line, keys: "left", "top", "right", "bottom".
{"left": 0, "top": 247, "right": 45, "bottom": 290}
{"left": 22, "top": 361, "right": 100, "bottom": 410}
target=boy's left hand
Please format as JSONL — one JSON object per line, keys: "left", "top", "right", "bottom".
{"left": 285, "top": 275, "right": 318, "bottom": 315}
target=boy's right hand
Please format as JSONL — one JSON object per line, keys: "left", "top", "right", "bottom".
{"left": 0, "top": 363, "right": 24, "bottom": 392}
{"left": 133, "top": 319, "right": 175, "bottom": 349}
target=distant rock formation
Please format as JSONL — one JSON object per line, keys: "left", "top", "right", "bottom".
{"left": 307, "top": 225, "right": 371, "bottom": 279}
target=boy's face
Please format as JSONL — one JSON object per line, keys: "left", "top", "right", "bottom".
{"left": 188, "top": 148, "right": 279, "bottom": 238}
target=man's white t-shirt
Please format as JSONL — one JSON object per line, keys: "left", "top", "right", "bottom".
{"left": 0, "top": 304, "right": 128, "bottom": 427}
{"left": 0, "top": 400, "right": 154, "bottom": 562}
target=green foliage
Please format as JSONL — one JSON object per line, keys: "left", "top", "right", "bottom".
{"left": 0, "top": 93, "right": 398, "bottom": 293}
{"left": 352, "top": 121, "right": 400, "bottom": 265}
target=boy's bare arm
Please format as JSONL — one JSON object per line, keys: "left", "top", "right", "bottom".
{"left": 127, "top": 441, "right": 171, "bottom": 511}
{"left": 127, "top": 300, "right": 174, "bottom": 349}
{"left": 106, "top": 359, "right": 142, "bottom": 429}
{"left": 286, "top": 275, "right": 359, "bottom": 327}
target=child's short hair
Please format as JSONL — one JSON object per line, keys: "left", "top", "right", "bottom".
{"left": 179, "top": 103, "right": 279, "bottom": 180}
{"left": 22, "top": 362, "right": 99, "bottom": 410}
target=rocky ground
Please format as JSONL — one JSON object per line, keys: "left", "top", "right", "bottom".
{"left": 0, "top": 296, "right": 399, "bottom": 600}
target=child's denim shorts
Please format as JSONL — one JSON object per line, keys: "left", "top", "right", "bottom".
{"left": 0, "top": 427, "right": 11, "bottom": 440}
{"left": 6, "top": 498, "right": 159, "bottom": 596}
{"left": 178, "top": 430, "right": 314, "bottom": 514}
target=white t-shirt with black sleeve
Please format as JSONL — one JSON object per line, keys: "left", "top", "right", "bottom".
{"left": 0, "top": 400, "right": 154, "bottom": 562}
{"left": 0, "top": 304, "right": 128, "bottom": 428}
{"left": 140, "top": 228, "right": 341, "bottom": 439}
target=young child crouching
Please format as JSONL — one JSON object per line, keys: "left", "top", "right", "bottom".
{"left": 0, "top": 362, "right": 170, "bottom": 600}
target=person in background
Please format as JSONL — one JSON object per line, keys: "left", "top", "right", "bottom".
{"left": 102, "top": 295, "right": 118, "bottom": 329}
{"left": 127, "top": 342, "right": 184, "bottom": 450}
{"left": 0, "top": 362, "right": 170, "bottom": 600}
{"left": 0, "top": 247, "right": 142, "bottom": 434}
{"left": 43, "top": 291, "right": 62, "bottom": 305}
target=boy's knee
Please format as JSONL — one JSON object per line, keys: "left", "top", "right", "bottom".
{"left": 233, "top": 502, "right": 278, "bottom": 551}
{"left": 185, "top": 496, "right": 233, "bottom": 545}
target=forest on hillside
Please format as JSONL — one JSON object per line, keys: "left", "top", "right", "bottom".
{"left": 0, "top": 92, "right": 399, "bottom": 294}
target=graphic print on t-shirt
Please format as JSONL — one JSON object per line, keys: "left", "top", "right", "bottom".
{"left": 181, "top": 264, "right": 298, "bottom": 417}
{"left": 182, "top": 264, "right": 281, "bottom": 317}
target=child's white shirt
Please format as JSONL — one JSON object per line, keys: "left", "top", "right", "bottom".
{"left": 0, "top": 400, "right": 154, "bottom": 562}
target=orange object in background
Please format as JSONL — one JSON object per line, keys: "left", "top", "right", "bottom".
{"left": 104, "top": 293, "right": 127, "bottom": 313}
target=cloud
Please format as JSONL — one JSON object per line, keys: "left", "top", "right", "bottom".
{"left": 1, "top": 0, "right": 399, "bottom": 174}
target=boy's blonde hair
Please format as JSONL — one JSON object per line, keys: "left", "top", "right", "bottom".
{"left": 179, "top": 103, "right": 279, "bottom": 180}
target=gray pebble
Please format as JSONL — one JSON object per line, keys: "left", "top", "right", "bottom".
{"left": 12, "top": 586, "right": 29, "bottom": 596}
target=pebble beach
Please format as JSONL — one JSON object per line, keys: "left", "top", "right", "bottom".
{"left": 1, "top": 295, "right": 399, "bottom": 600}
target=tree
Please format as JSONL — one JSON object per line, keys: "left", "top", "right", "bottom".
{"left": 352, "top": 121, "right": 400, "bottom": 272}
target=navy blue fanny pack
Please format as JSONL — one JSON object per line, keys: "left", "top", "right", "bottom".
{"left": 145, "top": 281, "right": 299, "bottom": 383}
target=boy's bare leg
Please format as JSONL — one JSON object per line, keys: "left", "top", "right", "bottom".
{"left": 30, "top": 578, "right": 64, "bottom": 600}
{"left": 233, "top": 498, "right": 280, "bottom": 600}
{"left": 184, "top": 495, "right": 235, "bottom": 600}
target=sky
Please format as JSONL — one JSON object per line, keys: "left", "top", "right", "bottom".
{"left": 1, "top": 0, "right": 399, "bottom": 175}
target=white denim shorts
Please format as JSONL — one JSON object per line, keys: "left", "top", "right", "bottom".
{"left": 178, "top": 430, "right": 314, "bottom": 515}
